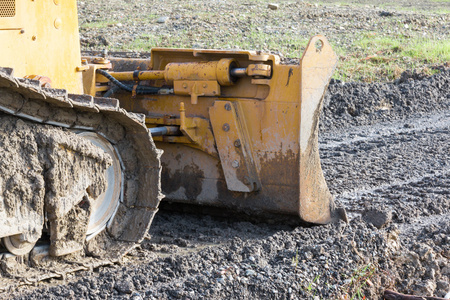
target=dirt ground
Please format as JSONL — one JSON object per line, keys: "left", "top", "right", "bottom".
{"left": 7, "top": 66, "right": 449, "bottom": 300}
{"left": 314, "top": 0, "right": 448, "bottom": 11}
{"left": 1, "top": 0, "right": 450, "bottom": 299}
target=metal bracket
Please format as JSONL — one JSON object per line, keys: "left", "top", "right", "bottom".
{"left": 173, "top": 80, "right": 220, "bottom": 104}
{"left": 82, "top": 63, "right": 112, "bottom": 96}
{"left": 209, "top": 100, "right": 260, "bottom": 192}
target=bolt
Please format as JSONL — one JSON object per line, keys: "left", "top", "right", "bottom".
{"left": 231, "top": 160, "right": 240, "bottom": 168}
{"left": 32, "top": 35, "right": 37, "bottom": 41}
{"left": 54, "top": 18, "right": 62, "bottom": 29}
{"left": 224, "top": 103, "right": 231, "bottom": 111}
{"left": 203, "top": 83, "right": 207, "bottom": 88}
{"left": 234, "top": 139, "right": 241, "bottom": 148}
{"left": 182, "top": 83, "right": 188, "bottom": 89}
{"left": 222, "top": 123, "right": 230, "bottom": 132}
{"left": 20, "top": 29, "right": 25, "bottom": 34}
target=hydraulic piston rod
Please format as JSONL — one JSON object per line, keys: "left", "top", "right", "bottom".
{"left": 149, "top": 126, "right": 181, "bottom": 136}
{"left": 105, "top": 60, "right": 271, "bottom": 84}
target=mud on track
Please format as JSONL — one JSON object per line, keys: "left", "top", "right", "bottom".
{"left": 3, "top": 68, "right": 448, "bottom": 299}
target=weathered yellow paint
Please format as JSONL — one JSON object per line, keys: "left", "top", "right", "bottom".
{"left": 209, "top": 100, "right": 260, "bottom": 192}
{"left": 0, "top": 0, "right": 83, "bottom": 93}
{"left": 85, "top": 36, "right": 341, "bottom": 224}
{"left": 299, "top": 36, "right": 338, "bottom": 223}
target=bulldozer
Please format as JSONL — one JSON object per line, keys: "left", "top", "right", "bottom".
{"left": 0, "top": 0, "right": 344, "bottom": 269}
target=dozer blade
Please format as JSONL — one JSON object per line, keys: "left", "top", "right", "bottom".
{"left": 298, "top": 36, "right": 340, "bottom": 223}
{"left": 86, "top": 35, "right": 345, "bottom": 224}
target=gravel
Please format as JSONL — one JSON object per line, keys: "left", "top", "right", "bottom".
{"left": 7, "top": 66, "right": 449, "bottom": 300}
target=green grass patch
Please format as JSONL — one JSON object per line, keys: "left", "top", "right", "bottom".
{"left": 103, "top": 1, "right": 448, "bottom": 83}
{"left": 333, "top": 33, "right": 449, "bottom": 82}
{"left": 340, "top": 264, "right": 378, "bottom": 300}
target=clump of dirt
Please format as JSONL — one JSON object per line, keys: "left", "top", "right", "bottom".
{"left": 394, "top": 220, "right": 450, "bottom": 297}
{"left": 0, "top": 113, "right": 111, "bottom": 260}
{"left": 0, "top": 116, "right": 46, "bottom": 249}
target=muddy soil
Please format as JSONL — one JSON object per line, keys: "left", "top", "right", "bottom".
{"left": 4, "top": 66, "right": 448, "bottom": 299}
{"left": 0, "top": 113, "right": 111, "bottom": 258}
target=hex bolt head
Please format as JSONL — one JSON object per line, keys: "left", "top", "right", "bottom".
{"left": 224, "top": 103, "right": 231, "bottom": 111}
{"left": 222, "top": 123, "right": 230, "bottom": 132}
{"left": 234, "top": 139, "right": 241, "bottom": 147}
{"left": 232, "top": 160, "right": 240, "bottom": 168}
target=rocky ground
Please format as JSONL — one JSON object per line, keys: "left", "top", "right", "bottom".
{"left": 2, "top": 0, "right": 450, "bottom": 299}
{"left": 6, "top": 65, "right": 450, "bottom": 300}
{"left": 78, "top": 0, "right": 449, "bottom": 52}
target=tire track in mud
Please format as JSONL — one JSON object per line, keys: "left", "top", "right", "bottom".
{"left": 319, "top": 112, "right": 450, "bottom": 195}
{"left": 320, "top": 111, "right": 449, "bottom": 218}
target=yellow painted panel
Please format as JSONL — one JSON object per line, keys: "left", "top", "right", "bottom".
{"left": 0, "top": 0, "right": 83, "bottom": 93}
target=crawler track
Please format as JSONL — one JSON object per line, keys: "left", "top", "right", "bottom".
{"left": 0, "top": 68, "right": 162, "bottom": 292}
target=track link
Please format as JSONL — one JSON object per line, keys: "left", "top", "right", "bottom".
{"left": 0, "top": 67, "right": 163, "bottom": 291}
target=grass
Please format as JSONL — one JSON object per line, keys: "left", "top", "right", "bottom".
{"left": 291, "top": 249, "right": 299, "bottom": 268}
{"left": 303, "top": 274, "right": 322, "bottom": 298}
{"left": 340, "top": 264, "right": 377, "bottom": 300}
{"left": 311, "top": 0, "right": 450, "bottom": 14}
{"left": 333, "top": 33, "right": 449, "bottom": 82}
{"left": 119, "top": 23, "right": 310, "bottom": 57}
{"left": 122, "top": 29, "right": 448, "bottom": 82}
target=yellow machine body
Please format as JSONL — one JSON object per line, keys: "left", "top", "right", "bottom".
{"left": 0, "top": 0, "right": 83, "bottom": 93}
{"left": 85, "top": 37, "right": 339, "bottom": 223}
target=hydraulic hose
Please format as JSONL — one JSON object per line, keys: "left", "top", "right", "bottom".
{"left": 103, "top": 85, "right": 120, "bottom": 98}
{"left": 96, "top": 69, "right": 162, "bottom": 95}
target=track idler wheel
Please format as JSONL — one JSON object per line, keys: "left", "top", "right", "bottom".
{"left": 78, "top": 132, "right": 122, "bottom": 239}
{"left": 3, "top": 234, "right": 38, "bottom": 256}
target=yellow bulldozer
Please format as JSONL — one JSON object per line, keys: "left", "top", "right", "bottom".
{"left": 0, "top": 0, "right": 344, "bottom": 261}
